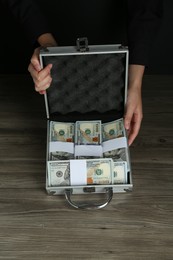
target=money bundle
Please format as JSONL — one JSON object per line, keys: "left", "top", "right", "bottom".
{"left": 102, "top": 119, "right": 130, "bottom": 170}
{"left": 47, "top": 118, "right": 129, "bottom": 187}
{"left": 48, "top": 160, "right": 70, "bottom": 186}
{"left": 47, "top": 158, "right": 127, "bottom": 187}
{"left": 113, "top": 161, "right": 127, "bottom": 184}
{"left": 86, "top": 158, "right": 112, "bottom": 185}
{"left": 75, "top": 120, "right": 102, "bottom": 159}
{"left": 75, "top": 121, "right": 102, "bottom": 145}
{"left": 49, "top": 121, "right": 75, "bottom": 160}
{"left": 102, "top": 118, "right": 125, "bottom": 141}
{"left": 48, "top": 119, "right": 129, "bottom": 170}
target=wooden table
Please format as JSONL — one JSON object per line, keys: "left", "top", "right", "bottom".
{"left": 0, "top": 74, "right": 173, "bottom": 260}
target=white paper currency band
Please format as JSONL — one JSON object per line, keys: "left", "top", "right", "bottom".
{"left": 75, "top": 145, "right": 103, "bottom": 157}
{"left": 49, "top": 141, "right": 74, "bottom": 153}
{"left": 102, "top": 137, "right": 127, "bottom": 153}
{"left": 70, "top": 160, "right": 87, "bottom": 185}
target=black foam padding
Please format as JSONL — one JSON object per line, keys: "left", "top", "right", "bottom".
{"left": 50, "top": 110, "right": 124, "bottom": 124}
{"left": 43, "top": 53, "right": 126, "bottom": 115}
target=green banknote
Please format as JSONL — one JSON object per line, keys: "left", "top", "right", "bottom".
{"left": 102, "top": 118, "right": 129, "bottom": 170}
{"left": 102, "top": 118, "right": 125, "bottom": 142}
{"left": 75, "top": 120, "right": 102, "bottom": 145}
{"left": 48, "top": 158, "right": 128, "bottom": 187}
{"left": 50, "top": 121, "right": 75, "bottom": 142}
{"left": 49, "top": 121, "right": 75, "bottom": 160}
{"left": 113, "top": 161, "right": 127, "bottom": 184}
{"left": 86, "top": 158, "right": 113, "bottom": 185}
{"left": 47, "top": 160, "right": 70, "bottom": 187}
{"left": 50, "top": 151, "right": 74, "bottom": 160}
{"left": 103, "top": 147, "right": 127, "bottom": 162}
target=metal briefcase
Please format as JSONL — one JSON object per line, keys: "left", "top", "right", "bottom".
{"left": 39, "top": 38, "right": 133, "bottom": 209}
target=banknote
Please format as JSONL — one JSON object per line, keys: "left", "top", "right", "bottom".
{"left": 86, "top": 158, "right": 113, "bottom": 185}
{"left": 102, "top": 118, "right": 125, "bottom": 142}
{"left": 102, "top": 118, "right": 130, "bottom": 170}
{"left": 103, "top": 147, "right": 127, "bottom": 161}
{"left": 47, "top": 160, "right": 70, "bottom": 186}
{"left": 113, "top": 161, "right": 127, "bottom": 184}
{"left": 48, "top": 158, "right": 128, "bottom": 187}
{"left": 50, "top": 121, "right": 75, "bottom": 142}
{"left": 50, "top": 151, "right": 74, "bottom": 160}
{"left": 77, "top": 156, "right": 99, "bottom": 160}
{"left": 75, "top": 120, "right": 102, "bottom": 145}
{"left": 49, "top": 121, "right": 75, "bottom": 160}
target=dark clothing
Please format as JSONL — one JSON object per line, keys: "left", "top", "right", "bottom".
{"left": 1, "top": 0, "right": 50, "bottom": 45}
{"left": 1, "top": 0, "right": 163, "bottom": 65}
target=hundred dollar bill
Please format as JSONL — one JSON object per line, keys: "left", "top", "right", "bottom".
{"left": 77, "top": 156, "right": 99, "bottom": 160}
{"left": 50, "top": 121, "right": 74, "bottom": 142}
{"left": 103, "top": 147, "right": 130, "bottom": 171}
{"left": 49, "top": 121, "right": 75, "bottom": 160}
{"left": 86, "top": 158, "right": 113, "bottom": 185}
{"left": 102, "top": 118, "right": 125, "bottom": 142}
{"left": 103, "top": 147, "right": 127, "bottom": 162}
{"left": 47, "top": 160, "right": 70, "bottom": 187}
{"left": 75, "top": 120, "right": 102, "bottom": 145}
{"left": 113, "top": 161, "right": 127, "bottom": 184}
{"left": 50, "top": 151, "right": 74, "bottom": 160}
{"left": 102, "top": 118, "right": 130, "bottom": 170}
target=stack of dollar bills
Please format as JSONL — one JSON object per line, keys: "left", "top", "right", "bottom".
{"left": 47, "top": 158, "right": 127, "bottom": 187}
{"left": 49, "top": 121, "right": 75, "bottom": 160}
{"left": 48, "top": 118, "right": 130, "bottom": 186}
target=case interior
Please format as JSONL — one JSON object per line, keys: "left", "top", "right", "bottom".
{"left": 42, "top": 51, "right": 127, "bottom": 122}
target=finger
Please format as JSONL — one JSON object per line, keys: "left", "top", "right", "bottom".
{"left": 128, "top": 114, "right": 142, "bottom": 146}
{"left": 30, "top": 48, "right": 41, "bottom": 72}
{"left": 35, "top": 64, "right": 52, "bottom": 82}
{"left": 124, "top": 103, "right": 135, "bottom": 131}
{"left": 29, "top": 63, "right": 52, "bottom": 88}
{"left": 39, "top": 90, "right": 46, "bottom": 95}
{"left": 28, "top": 63, "right": 52, "bottom": 82}
{"left": 28, "top": 63, "right": 40, "bottom": 80}
{"left": 35, "top": 77, "right": 52, "bottom": 92}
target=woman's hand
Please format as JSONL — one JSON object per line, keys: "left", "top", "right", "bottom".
{"left": 28, "top": 33, "right": 57, "bottom": 94}
{"left": 28, "top": 47, "right": 53, "bottom": 94}
{"left": 124, "top": 64, "right": 145, "bottom": 146}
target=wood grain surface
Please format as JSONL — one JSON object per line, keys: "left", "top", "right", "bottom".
{"left": 0, "top": 74, "right": 172, "bottom": 260}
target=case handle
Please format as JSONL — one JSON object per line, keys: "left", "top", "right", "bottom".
{"left": 64, "top": 187, "right": 113, "bottom": 210}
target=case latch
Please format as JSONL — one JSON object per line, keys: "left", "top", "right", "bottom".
{"left": 76, "top": 37, "right": 89, "bottom": 52}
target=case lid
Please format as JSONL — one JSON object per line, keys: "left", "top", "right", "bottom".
{"left": 40, "top": 42, "right": 128, "bottom": 122}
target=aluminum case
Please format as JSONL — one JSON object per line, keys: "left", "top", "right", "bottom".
{"left": 39, "top": 40, "right": 133, "bottom": 209}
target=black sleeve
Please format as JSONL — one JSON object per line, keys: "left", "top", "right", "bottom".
{"left": 1, "top": 0, "right": 50, "bottom": 46}
{"left": 127, "top": 0, "right": 163, "bottom": 65}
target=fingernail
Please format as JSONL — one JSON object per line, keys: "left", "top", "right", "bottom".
{"left": 35, "top": 64, "right": 41, "bottom": 72}
{"left": 48, "top": 64, "right": 53, "bottom": 70}
{"left": 125, "top": 123, "right": 130, "bottom": 130}
{"left": 39, "top": 90, "right": 46, "bottom": 95}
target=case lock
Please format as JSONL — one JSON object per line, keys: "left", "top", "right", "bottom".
{"left": 76, "top": 37, "right": 89, "bottom": 52}
{"left": 83, "top": 187, "right": 95, "bottom": 193}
